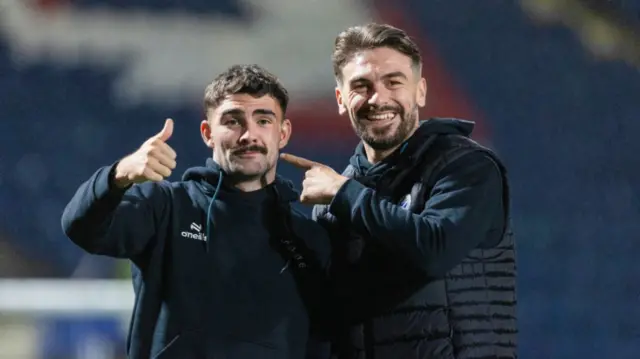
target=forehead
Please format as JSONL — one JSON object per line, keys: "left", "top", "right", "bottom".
{"left": 341, "top": 47, "right": 414, "bottom": 82}
{"left": 211, "top": 93, "right": 282, "bottom": 118}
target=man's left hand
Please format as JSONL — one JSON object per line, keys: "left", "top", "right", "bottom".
{"left": 280, "top": 153, "right": 349, "bottom": 205}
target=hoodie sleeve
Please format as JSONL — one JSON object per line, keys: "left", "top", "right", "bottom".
{"left": 289, "top": 213, "right": 334, "bottom": 356}
{"left": 61, "top": 162, "right": 170, "bottom": 259}
{"left": 328, "top": 151, "right": 505, "bottom": 278}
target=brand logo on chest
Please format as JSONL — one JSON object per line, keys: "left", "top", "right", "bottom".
{"left": 181, "top": 222, "right": 207, "bottom": 241}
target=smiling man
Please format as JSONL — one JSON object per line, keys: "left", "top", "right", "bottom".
{"left": 280, "top": 23, "right": 517, "bottom": 359}
{"left": 61, "top": 64, "right": 331, "bottom": 359}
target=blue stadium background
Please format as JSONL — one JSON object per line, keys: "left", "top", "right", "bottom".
{"left": 1, "top": 0, "right": 640, "bottom": 358}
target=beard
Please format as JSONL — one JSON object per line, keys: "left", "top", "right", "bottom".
{"left": 350, "top": 103, "right": 419, "bottom": 151}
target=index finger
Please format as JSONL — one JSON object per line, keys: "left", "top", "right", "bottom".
{"left": 280, "top": 153, "right": 323, "bottom": 170}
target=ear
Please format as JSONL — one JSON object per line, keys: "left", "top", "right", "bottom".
{"left": 200, "top": 119, "right": 214, "bottom": 149}
{"left": 416, "top": 77, "right": 427, "bottom": 107}
{"left": 279, "top": 118, "right": 292, "bottom": 149}
{"left": 335, "top": 87, "right": 347, "bottom": 115}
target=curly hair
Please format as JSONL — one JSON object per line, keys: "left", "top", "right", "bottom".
{"left": 203, "top": 64, "right": 289, "bottom": 115}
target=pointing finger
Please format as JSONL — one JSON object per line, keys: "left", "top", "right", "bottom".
{"left": 280, "top": 153, "right": 324, "bottom": 170}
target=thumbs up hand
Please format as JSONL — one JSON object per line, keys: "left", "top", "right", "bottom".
{"left": 280, "top": 153, "right": 348, "bottom": 205}
{"left": 113, "top": 119, "right": 178, "bottom": 188}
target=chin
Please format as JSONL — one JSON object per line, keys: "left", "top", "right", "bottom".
{"left": 231, "top": 168, "right": 264, "bottom": 177}
{"left": 231, "top": 164, "right": 270, "bottom": 177}
{"left": 365, "top": 134, "right": 404, "bottom": 151}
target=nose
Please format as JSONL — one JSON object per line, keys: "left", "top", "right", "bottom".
{"left": 238, "top": 123, "right": 259, "bottom": 145}
{"left": 367, "top": 85, "right": 392, "bottom": 106}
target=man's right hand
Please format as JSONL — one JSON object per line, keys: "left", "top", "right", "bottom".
{"left": 113, "top": 119, "right": 178, "bottom": 189}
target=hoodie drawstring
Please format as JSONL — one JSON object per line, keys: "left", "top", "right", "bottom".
{"left": 204, "top": 172, "right": 223, "bottom": 253}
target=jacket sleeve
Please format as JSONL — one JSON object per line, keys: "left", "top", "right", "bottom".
{"left": 61, "top": 163, "right": 170, "bottom": 259}
{"left": 295, "top": 216, "right": 334, "bottom": 317}
{"left": 312, "top": 203, "right": 347, "bottom": 248}
{"left": 327, "top": 151, "right": 505, "bottom": 278}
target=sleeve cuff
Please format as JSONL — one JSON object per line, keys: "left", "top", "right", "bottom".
{"left": 328, "top": 179, "right": 368, "bottom": 222}
{"left": 93, "top": 162, "right": 129, "bottom": 200}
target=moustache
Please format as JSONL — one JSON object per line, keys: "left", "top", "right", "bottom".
{"left": 233, "top": 146, "right": 267, "bottom": 155}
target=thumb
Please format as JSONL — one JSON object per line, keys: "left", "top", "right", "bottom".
{"left": 154, "top": 118, "right": 174, "bottom": 141}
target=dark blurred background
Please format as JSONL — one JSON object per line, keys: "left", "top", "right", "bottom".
{"left": 0, "top": 0, "right": 639, "bottom": 358}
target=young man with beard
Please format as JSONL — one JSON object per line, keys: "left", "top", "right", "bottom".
{"left": 61, "top": 64, "right": 331, "bottom": 359}
{"left": 280, "top": 23, "right": 517, "bottom": 359}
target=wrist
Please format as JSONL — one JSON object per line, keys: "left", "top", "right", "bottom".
{"left": 111, "top": 162, "right": 132, "bottom": 190}
{"left": 331, "top": 176, "right": 349, "bottom": 197}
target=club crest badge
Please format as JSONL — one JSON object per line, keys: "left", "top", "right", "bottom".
{"left": 399, "top": 194, "right": 412, "bottom": 209}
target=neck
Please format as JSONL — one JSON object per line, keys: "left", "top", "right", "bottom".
{"left": 227, "top": 172, "right": 275, "bottom": 192}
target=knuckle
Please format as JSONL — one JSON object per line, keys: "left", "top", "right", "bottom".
{"left": 137, "top": 165, "right": 148, "bottom": 174}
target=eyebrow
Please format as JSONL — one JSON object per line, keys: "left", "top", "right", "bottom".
{"left": 349, "top": 71, "right": 408, "bottom": 85}
{"left": 382, "top": 71, "right": 408, "bottom": 80}
{"left": 253, "top": 109, "right": 277, "bottom": 117}
{"left": 221, "top": 108, "right": 277, "bottom": 118}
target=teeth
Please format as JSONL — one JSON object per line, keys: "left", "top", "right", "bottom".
{"left": 367, "top": 113, "right": 395, "bottom": 121}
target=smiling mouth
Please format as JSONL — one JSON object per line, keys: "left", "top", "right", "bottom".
{"left": 362, "top": 112, "right": 397, "bottom": 122}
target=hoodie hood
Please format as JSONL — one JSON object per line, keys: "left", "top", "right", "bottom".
{"left": 350, "top": 118, "right": 474, "bottom": 175}
{"left": 182, "top": 157, "right": 299, "bottom": 203}
{"left": 349, "top": 118, "right": 474, "bottom": 187}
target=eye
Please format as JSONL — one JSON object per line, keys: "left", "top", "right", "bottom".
{"left": 352, "top": 83, "right": 368, "bottom": 91}
{"left": 224, "top": 118, "right": 240, "bottom": 126}
{"left": 257, "top": 118, "right": 272, "bottom": 126}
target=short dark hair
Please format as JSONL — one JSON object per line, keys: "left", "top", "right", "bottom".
{"left": 332, "top": 23, "right": 422, "bottom": 83}
{"left": 203, "top": 64, "right": 289, "bottom": 116}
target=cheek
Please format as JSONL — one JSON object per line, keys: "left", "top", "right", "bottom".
{"left": 395, "top": 91, "right": 415, "bottom": 109}
{"left": 347, "top": 91, "right": 367, "bottom": 112}
{"left": 216, "top": 133, "right": 237, "bottom": 152}
{"left": 271, "top": 131, "right": 284, "bottom": 150}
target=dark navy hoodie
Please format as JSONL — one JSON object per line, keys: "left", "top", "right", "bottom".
{"left": 61, "top": 158, "right": 332, "bottom": 359}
